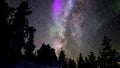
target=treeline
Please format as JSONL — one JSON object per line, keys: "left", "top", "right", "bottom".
{"left": 0, "top": 0, "right": 36, "bottom": 68}
{"left": 0, "top": 0, "right": 120, "bottom": 68}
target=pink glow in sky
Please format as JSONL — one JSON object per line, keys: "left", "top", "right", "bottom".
{"left": 51, "top": 0, "right": 74, "bottom": 54}
{"left": 51, "top": 0, "right": 64, "bottom": 19}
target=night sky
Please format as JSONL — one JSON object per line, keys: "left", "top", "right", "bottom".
{"left": 8, "top": 0, "right": 120, "bottom": 59}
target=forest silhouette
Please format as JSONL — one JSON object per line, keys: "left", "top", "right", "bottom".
{"left": 0, "top": 0, "right": 120, "bottom": 68}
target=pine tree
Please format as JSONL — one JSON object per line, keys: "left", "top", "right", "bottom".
{"left": 37, "top": 43, "right": 57, "bottom": 66}
{"left": 59, "top": 50, "right": 68, "bottom": 68}
{"left": 88, "top": 52, "right": 97, "bottom": 68}
{"left": 78, "top": 53, "right": 84, "bottom": 68}
{"left": 10, "top": 1, "right": 32, "bottom": 64}
{"left": 99, "top": 36, "right": 120, "bottom": 68}
{"left": 84, "top": 57, "right": 89, "bottom": 68}
{"left": 0, "top": 0, "right": 12, "bottom": 67}
{"left": 24, "top": 27, "right": 36, "bottom": 61}
{"left": 0, "top": 0, "right": 11, "bottom": 52}
{"left": 69, "top": 58, "right": 76, "bottom": 68}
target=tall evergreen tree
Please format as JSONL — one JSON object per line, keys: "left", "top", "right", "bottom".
{"left": 88, "top": 52, "right": 97, "bottom": 68}
{"left": 10, "top": 1, "right": 32, "bottom": 64}
{"left": 0, "top": 0, "right": 11, "bottom": 53}
{"left": 97, "top": 56, "right": 102, "bottom": 68}
{"left": 84, "top": 57, "right": 89, "bottom": 68}
{"left": 69, "top": 58, "right": 76, "bottom": 68}
{"left": 24, "top": 27, "right": 36, "bottom": 61}
{"left": 99, "top": 36, "right": 120, "bottom": 68}
{"left": 59, "top": 50, "right": 68, "bottom": 68}
{"left": 37, "top": 43, "right": 57, "bottom": 66}
{"left": 0, "top": 0, "right": 13, "bottom": 67}
{"left": 78, "top": 53, "right": 84, "bottom": 68}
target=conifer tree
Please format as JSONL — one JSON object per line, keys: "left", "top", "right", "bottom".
{"left": 78, "top": 53, "right": 84, "bottom": 68}
{"left": 10, "top": 1, "right": 33, "bottom": 63}
{"left": 99, "top": 36, "right": 120, "bottom": 68}
{"left": 0, "top": 0, "right": 12, "bottom": 67}
{"left": 37, "top": 43, "right": 57, "bottom": 65}
{"left": 24, "top": 27, "right": 36, "bottom": 61}
{"left": 88, "top": 52, "right": 97, "bottom": 68}
{"left": 69, "top": 58, "right": 76, "bottom": 68}
{"left": 59, "top": 50, "right": 68, "bottom": 68}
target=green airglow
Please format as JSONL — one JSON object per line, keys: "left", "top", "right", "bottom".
{"left": 50, "top": 26, "right": 56, "bottom": 37}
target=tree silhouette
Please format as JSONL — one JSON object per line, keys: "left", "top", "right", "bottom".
{"left": 99, "top": 36, "right": 120, "bottom": 68}
{"left": 68, "top": 58, "right": 76, "bottom": 68}
{"left": 88, "top": 52, "right": 97, "bottom": 68}
{"left": 78, "top": 53, "right": 84, "bottom": 68}
{"left": 97, "top": 56, "right": 102, "bottom": 68}
{"left": 10, "top": 1, "right": 32, "bottom": 64}
{"left": 84, "top": 56, "right": 90, "bottom": 68}
{"left": 37, "top": 43, "right": 57, "bottom": 66}
{"left": 0, "top": 0, "right": 12, "bottom": 67}
{"left": 24, "top": 27, "right": 36, "bottom": 61}
{"left": 58, "top": 50, "right": 68, "bottom": 68}
{"left": 0, "top": 0, "right": 11, "bottom": 53}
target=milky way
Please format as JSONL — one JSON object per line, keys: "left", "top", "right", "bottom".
{"left": 50, "top": 0, "right": 74, "bottom": 53}
{"left": 50, "top": 0, "right": 84, "bottom": 58}
{"left": 8, "top": 0, "right": 120, "bottom": 59}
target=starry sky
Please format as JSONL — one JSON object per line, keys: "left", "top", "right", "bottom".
{"left": 8, "top": 0, "right": 120, "bottom": 59}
